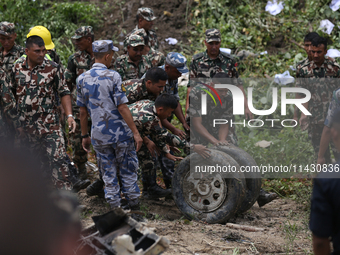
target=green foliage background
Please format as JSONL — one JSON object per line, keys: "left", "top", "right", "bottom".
{"left": 0, "top": 0, "right": 102, "bottom": 65}
{"left": 2, "top": 0, "right": 338, "bottom": 197}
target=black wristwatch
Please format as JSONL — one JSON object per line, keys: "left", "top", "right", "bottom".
{"left": 81, "top": 133, "right": 89, "bottom": 139}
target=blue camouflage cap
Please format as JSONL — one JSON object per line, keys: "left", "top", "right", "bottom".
{"left": 92, "top": 40, "right": 119, "bottom": 52}
{"left": 165, "top": 52, "right": 188, "bottom": 74}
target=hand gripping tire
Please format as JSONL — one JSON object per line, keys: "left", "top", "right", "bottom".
{"left": 212, "top": 145, "right": 261, "bottom": 213}
{"left": 172, "top": 149, "right": 246, "bottom": 224}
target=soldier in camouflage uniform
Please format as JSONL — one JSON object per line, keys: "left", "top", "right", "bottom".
{"left": 3, "top": 35, "right": 78, "bottom": 190}
{"left": 186, "top": 73, "right": 238, "bottom": 146}
{"left": 141, "top": 52, "right": 190, "bottom": 188}
{"left": 77, "top": 40, "right": 143, "bottom": 214}
{"left": 115, "top": 34, "right": 152, "bottom": 81}
{"left": 125, "top": 7, "right": 159, "bottom": 51}
{"left": 129, "top": 95, "right": 188, "bottom": 199}
{"left": 294, "top": 32, "right": 319, "bottom": 123}
{"left": 0, "top": 68, "right": 19, "bottom": 139}
{"left": 65, "top": 26, "right": 95, "bottom": 178}
{"left": 124, "top": 28, "right": 165, "bottom": 67}
{"left": 317, "top": 88, "right": 340, "bottom": 164}
{"left": 296, "top": 36, "right": 340, "bottom": 163}
{"left": 27, "top": 26, "right": 62, "bottom": 66}
{"left": 124, "top": 68, "right": 184, "bottom": 137}
{"left": 0, "top": 22, "right": 25, "bottom": 75}
{"left": 123, "top": 67, "right": 167, "bottom": 103}
{"left": 186, "top": 29, "right": 252, "bottom": 120}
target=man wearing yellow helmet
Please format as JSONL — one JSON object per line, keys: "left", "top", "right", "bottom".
{"left": 27, "top": 25, "right": 62, "bottom": 66}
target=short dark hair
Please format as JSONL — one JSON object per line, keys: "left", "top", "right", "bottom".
{"left": 145, "top": 67, "right": 168, "bottom": 83}
{"left": 136, "top": 14, "right": 143, "bottom": 22}
{"left": 26, "top": 35, "right": 44, "bottom": 49}
{"left": 311, "top": 36, "right": 327, "bottom": 50}
{"left": 304, "top": 32, "right": 319, "bottom": 43}
{"left": 155, "top": 93, "right": 178, "bottom": 109}
{"left": 93, "top": 51, "right": 111, "bottom": 59}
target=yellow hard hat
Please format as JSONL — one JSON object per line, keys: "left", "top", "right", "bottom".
{"left": 27, "top": 26, "right": 55, "bottom": 50}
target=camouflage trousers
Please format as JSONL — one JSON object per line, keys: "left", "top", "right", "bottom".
{"left": 156, "top": 153, "right": 175, "bottom": 181}
{"left": 93, "top": 138, "right": 140, "bottom": 208}
{"left": 68, "top": 116, "right": 88, "bottom": 168}
{"left": 308, "top": 124, "right": 340, "bottom": 163}
{"left": 137, "top": 144, "right": 157, "bottom": 179}
{"left": 22, "top": 128, "right": 73, "bottom": 190}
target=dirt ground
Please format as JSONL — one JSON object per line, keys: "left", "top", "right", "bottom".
{"left": 94, "top": 0, "right": 193, "bottom": 54}
{"left": 79, "top": 183, "right": 312, "bottom": 255}
{"left": 78, "top": 165, "right": 312, "bottom": 255}
{"left": 78, "top": 1, "right": 312, "bottom": 254}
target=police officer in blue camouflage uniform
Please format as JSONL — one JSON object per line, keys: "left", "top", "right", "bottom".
{"left": 76, "top": 40, "right": 143, "bottom": 217}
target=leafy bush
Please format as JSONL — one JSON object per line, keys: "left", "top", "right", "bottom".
{"left": 0, "top": 0, "right": 102, "bottom": 66}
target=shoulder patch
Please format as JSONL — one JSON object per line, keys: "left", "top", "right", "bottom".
{"left": 220, "top": 51, "right": 234, "bottom": 60}
{"left": 193, "top": 52, "right": 204, "bottom": 60}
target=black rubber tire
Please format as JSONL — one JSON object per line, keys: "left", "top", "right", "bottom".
{"left": 172, "top": 149, "right": 246, "bottom": 224}
{"left": 212, "top": 145, "right": 262, "bottom": 213}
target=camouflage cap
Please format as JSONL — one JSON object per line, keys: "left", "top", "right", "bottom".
{"left": 128, "top": 34, "right": 145, "bottom": 47}
{"left": 205, "top": 29, "right": 221, "bottom": 43}
{"left": 137, "top": 7, "right": 156, "bottom": 21}
{"left": 166, "top": 52, "right": 188, "bottom": 73}
{"left": 0, "top": 22, "right": 15, "bottom": 36}
{"left": 92, "top": 40, "right": 118, "bottom": 52}
{"left": 131, "top": 28, "right": 147, "bottom": 38}
{"left": 71, "top": 26, "right": 94, "bottom": 39}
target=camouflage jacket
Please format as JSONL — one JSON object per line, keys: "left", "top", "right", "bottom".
{"left": 186, "top": 83, "right": 234, "bottom": 143}
{"left": 324, "top": 88, "right": 340, "bottom": 128}
{"left": 0, "top": 43, "right": 25, "bottom": 75}
{"left": 295, "top": 57, "right": 310, "bottom": 76}
{"left": 64, "top": 50, "right": 94, "bottom": 109}
{"left": 77, "top": 63, "right": 132, "bottom": 145}
{"left": 188, "top": 50, "right": 241, "bottom": 87}
{"left": 148, "top": 49, "right": 165, "bottom": 67}
{"left": 123, "top": 78, "right": 157, "bottom": 104}
{"left": 126, "top": 25, "right": 159, "bottom": 51}
{"left": 6, "top": 57, "right": 70, "bottom": 135}
{"left": 129, "top": 99, "right": 189, "bottom": 153}
{"left": 141, "top": 65, "right": 179, "bottom": 101}
{"left": 0, "top": 68, "right": 17, "bottom": 136}
{"left": 296, "top": 56, "right": 340, "bottom": 124}
{"left": 115, "top": 54, "right": 152, "bottom": 81}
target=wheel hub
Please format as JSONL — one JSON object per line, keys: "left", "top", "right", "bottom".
{"left": 183, "top": 171, "right": 227, "bottom": 212}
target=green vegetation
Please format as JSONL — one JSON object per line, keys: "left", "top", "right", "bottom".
{"left": 2, "top": 0, "right": 335, "bottom": 205}
{"left": 0, "top": 0, "right": 102, "bottom": 66}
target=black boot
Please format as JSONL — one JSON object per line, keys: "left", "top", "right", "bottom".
{"left": 141, "top": 181, "right": 149, "bottom": 198}
{"left": 257, "top": 189, "right": 278, "bottom": 207}
{"left": 67, "top": 161, "right": 90, "bottom": 192}
{"left": 163, "top": 179, "right": 172, "bottom": 189}
{"left": 86, "top": 178, "right": 105, "bottom": 198}
{"left": 77, "top": 163, "right": 88, "bottom": 180}
{"left": 144, "top": 175, "right": 172, "bottom": 199}
{"left": 128, "top": 200, "right": 144, "bottom": 222}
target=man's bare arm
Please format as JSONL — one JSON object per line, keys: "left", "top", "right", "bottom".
{"left": 312, "top": 234, "right": 331, "bottom": 255}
